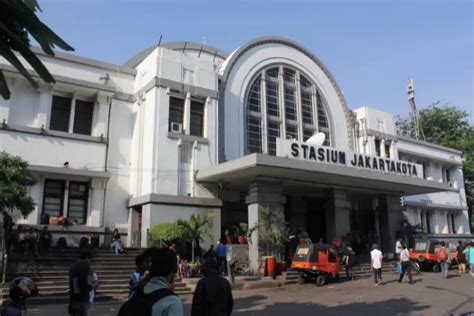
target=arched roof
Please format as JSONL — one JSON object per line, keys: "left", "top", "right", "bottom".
{"left": 123, "top": 41, "right": 228, "bottom": 68}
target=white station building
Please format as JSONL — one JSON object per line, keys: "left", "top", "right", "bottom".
{"left": 0, "top": 37, "right": 471, "bottom": 268}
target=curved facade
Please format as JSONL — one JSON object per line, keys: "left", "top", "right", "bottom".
{"left": 0, "top": 37, "right": 470, "bottom": 268}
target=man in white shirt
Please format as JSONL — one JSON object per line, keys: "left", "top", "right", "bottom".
{"left": 398, "top": 243, "right": 414, "bottom": 284}
{"left": 395, "top": 238, "right": 403, "bottom": 259}
{"left": 370, "top": 244, "right": 383, "bottom": 285}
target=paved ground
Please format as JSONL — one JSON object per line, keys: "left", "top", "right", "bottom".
{"left": 26, "top": 272, "right": 473, "bottom": 316}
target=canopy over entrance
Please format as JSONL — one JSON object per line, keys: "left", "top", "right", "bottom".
{"left": 196, "top": 154, "right": 455, "bottom": 195}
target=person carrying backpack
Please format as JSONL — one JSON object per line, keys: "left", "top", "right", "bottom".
{"left": 436, "top": 241, "right": 450, "bottom": 279}
{"left": 118, "top": 247, "right": 183, "bottom": 316}
{"left": 456, "top": 240, "right": 467, "bottom": 274}
{"left": 191, "top": 257, "right": 233, "bottom": 316}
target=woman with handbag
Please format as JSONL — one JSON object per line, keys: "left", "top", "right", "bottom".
{"left": 398, "top": 243, "right": 414, "bottom": 284}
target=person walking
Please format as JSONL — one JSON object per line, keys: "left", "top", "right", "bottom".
{"left": 191, "top": 257, "right": 233, "bottom": 316}
{"left": 456, "top": 240, "right": 466, "bottom": 274}
{"left": 395, "top": 238, "right": 403, "bottom": 260}
{"left": 370, "top": 244, "right": 383, "bottom": 286}
{"left": 345, "top": 244, "right": 356, "bottom": 280}
{"left": 463, "top": 243, "right": 474, "bottom": 277}
{"left": 216, "top": 240, "right": 227, "bottom": 275}
{"left": 2, "top": 211, "right": 14, "bottom": 255}
{"left": 398, "top": 243, "right": 413, "bottom": 284}
{"left": 69, "top": 250, "right": 93, "bottom": 316}
{"left": 204, "top": 245, "right": 217, "bottom": 259}
{"left": 226, "top": 245, "right": 237, "bottom": 284}
{"left": 436, "top": 241, "right": 450, "bottom": 279}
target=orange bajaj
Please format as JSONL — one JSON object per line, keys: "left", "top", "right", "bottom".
{"left": 291, "top": 243, "right": 340, "bottom": 286}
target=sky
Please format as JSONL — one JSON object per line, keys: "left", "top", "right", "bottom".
{"left": 37, "top": 0, "right": 473, "bottom": 122}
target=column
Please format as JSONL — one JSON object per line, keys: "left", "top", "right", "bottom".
{"left": 380, "top": 139, "right": 386, "bottom": 158}
{"left": 63, "top": 180, "right": 70, "bottom": 218}
{"left": 326, "top": 190, "right": 351, "bottom": 242}
{"left": 246, "top": 182, "right": 286, "bottom": 273}
{"left": 379, "top": 195, "right": 404, "bottom": 253}
{"left": 0, "top": 91, "right": 12, "bottom": 123}
{"left": 34, "top": 84, "right": 52, "bottom": 128}
{"left": 183, "top": 92, "right": 191, "bottom": 135}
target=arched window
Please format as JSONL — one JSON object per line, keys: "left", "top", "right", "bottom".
{"left": 245, "top": 65, "right": 332, "bottom": 155}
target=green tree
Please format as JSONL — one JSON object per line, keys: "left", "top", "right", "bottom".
{"left": 177, "top": 214, "right": 212, "bottom": 262}
{"left": 0, "top": 0, "right": 74, "bottom": 99}
{"left": 0, "top": 151, "right": 36, "bottom": 218}
{"left": 150, "top": 222, "right": 187, "bottom": 245}
{"left": 397, "top": 103, "right": 474, "bottom": 229}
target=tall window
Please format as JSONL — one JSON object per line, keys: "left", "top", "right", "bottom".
{"left": 190, "top": 100, "right": 204, "bottom": 137}
{"left": 169, "top": 97, "right": 184, "bottom": 132}
{"left": 450, "top": 213, "right": 456, "bottom": 234}
{"left": 374, "top": 138, "right": 381, "bottom": 157}
{"left": 246, "top": 76, "right": 263, "bottom": 153}
{"left": 73, "top": 100, "right": 94, "bottom": 135}
{"left": 50, "top": 96, "right": 71, "bottom": 132}
{"left": 42, "top": 180, "right": 65, "bottom": 217}
{"left": 385, "top": 141, "right": 391, "bottom": 158}
{"left": 68, "top": 182, "right": 89, "bottom": 224}
{"left": 245, "top": 66, "right": 332, "bottom": 155}
{"left": 49, "top": 95, "right": 94, "bottom": 135}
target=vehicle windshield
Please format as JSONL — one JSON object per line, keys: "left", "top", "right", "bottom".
{"left": 293, "top": 247, "right": 309, "bottom": 261}
{"left": 414, "top": 241, "right": 428, "bottom": 252}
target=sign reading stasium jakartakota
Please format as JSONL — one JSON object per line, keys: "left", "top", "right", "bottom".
{"left": 283, "top": 141, "right": 423, "bottom": 178}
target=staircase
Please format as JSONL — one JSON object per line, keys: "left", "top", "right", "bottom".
{"left": 2, "top": 248, "right": 192, "bottom": 305}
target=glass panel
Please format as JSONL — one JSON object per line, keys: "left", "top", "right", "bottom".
{"left": 375, "top": 139, "right": 381, "bottom": 157}
{"left": 317, "top": 94, "right": 329, "bottom": 129}
{"left": 267, "top": 121, "right": 280, "bottom": 156}
{"left": 247, "top": 116, "right": 262, "bottom": 153}
{"left": 247, "top": 76, "right": 261, "bottom": 113}
{"left": 300, "top": 74, "right": 312, "bottom": 89}
{"left": 303, "top": 128, "right": 314, "bottom": 141}
{"left": 284, "top": 87, "right": 297, "bottom": 121}
{"left": 73, "top": 100, "right": 93, "bottom": 135}
{"left": 266, "top": 81, "right": 280, "bottom": 118}
{"left": 43, "top": 180, "right": 64, "bottom": 217}
{"left": 190, "top": 100, "right": 204, "bottom": 137}
{"left": 266, "top": 67, "right": 279, "bottom": 79}
{"left": 68, "top": 182, "right": 88, "bottom": 224}
{"left": 301, "top": 91, "right": 313, "bottom": 125}
{"left": 322, "top": 131, "right": 331, "bottom": 146}
{"left": 286, "top": 124, "right": 298, "bottom": 140}
{"left": 50, "top": 95, "right": 71, "bottom": 132}
{"left": 169, "top": 97, "right": 184, "bottom": 132}
{"left": 283, "top": 68, "right": 296, "bottom": 84}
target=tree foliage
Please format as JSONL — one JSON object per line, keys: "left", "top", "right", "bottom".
{"left": 0, "top": 151, "right": 36, "bottom": 218}
{"left": 0, "top": 0, "right": 74, "bottom": 99}
{"left": 150, "top": 222, "right": 187, "bottom": 243}
{"left": 177, "top": 214, "right": 213, "bottom": 245}
{"left": 397, "top": 103, "right": 474, "bottom": 227}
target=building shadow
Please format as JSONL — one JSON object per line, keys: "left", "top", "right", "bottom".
{"left": 229, "top": 296, "right": 431, "bottom": 315}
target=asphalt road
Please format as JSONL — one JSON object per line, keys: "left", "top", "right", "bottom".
{"left": 26, "top": 271, "right": 474, "bottom": 316}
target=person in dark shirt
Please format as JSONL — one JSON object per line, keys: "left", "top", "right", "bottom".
{"left": 2, "top": 211, "right": 14, "bottom": 254}
{"left": 39, "top": 226, "right": 52, "bottom": 254}
{"left": 191, "top": 257, "right": 233, "bottom": 316}
{"left": 69, "top": 250, "right": 93, "bottom": 316}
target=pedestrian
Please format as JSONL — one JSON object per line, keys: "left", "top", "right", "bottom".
{"left": 370, "top": 244, "right": 383, "bottom": 285}
{"left": 2, "top": 211, "right": 14, "bottom": 255}
{"left": 129, "top": 254, "right": 148, "bottom": 298}
{"left": 456, "top": 240, "right": 466, "bottom": 274}
{"left": 15, "top": 226, "right": 26, "bottom": 255}
{"left": 204, "top": 245, "right": 217, "bottom": 259}
{"left": 463, "top": 243, "right": 474, "bottom": 277}
{"left": 39, "top": 226, "right": 52, "bottom": 254}
{"left": 216, "top": 239, "right": 227, "bottom": 275}
{"left": 398, "top": 242, "right": 413, "bottom": 284}
{"left": 143, "top": 247, "right": 183, "bottom": 316}
{"left": 110, "top": 229, "right": 125, "bottom": 254}
{"left": 24, "top": 227, "right": 38, "bottom": 257}
{"left": 395, "top": 238, "right": 403, "bottom": 260}
{"left": 88, "top": 271, "right": 99, "bottom": 309}
{"left": 226, "top": 245, "right": 237, "bottom": 284}
{"left": 191, "top": 257, "right": 233, "bottom": 316}
{"left": 436, "top": 241, "right": 450, "bottom": 279}
{"left": 1, "top": 277, "right": 38, "bottom": 316}
{"left": 69, "top": 250, "right": 93, "bottom": 316}
{"left": 345, "top": 244, "right": 356, "bottom": 280}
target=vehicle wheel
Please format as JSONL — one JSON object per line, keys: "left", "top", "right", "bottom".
{"left": 297, "top": 276, "right": 305, "bottom": 285}
{"left": 315, "top": 275, "right": 326, "bottom": 286}
{"left": 432, "top": 264, "right": 440, "bottom": 273}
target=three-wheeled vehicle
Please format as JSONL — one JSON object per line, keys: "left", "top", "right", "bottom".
{"left": 409, "top": 239, "right": 457, "bottom": 272}
{"left": 291, "top": 243, "right": 340, "bottom": 286}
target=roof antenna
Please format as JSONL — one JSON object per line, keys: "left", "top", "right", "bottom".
{"left": 213, "top": 50, "right": 217, "bottom": 62}
{"left": 407, "top": 78, "right": 424, "bottom": 140}
{"left": 157, "top": 35, "right": 163, "bottom": 46}
{"left": 198, "top": 46, "right": 203, "bottom": 58}
{"left": 182, "top": 42, "right": 187, "bottom": 53}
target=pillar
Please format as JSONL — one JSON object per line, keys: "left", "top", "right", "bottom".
{"left": 326, "top": 190, "right": 351, "bottom": 242}
{"left": 246, "top": 182, "right": 286, "bottom": 273}
{"left": 379, "top": 195, "right": 404, "bottom": 253}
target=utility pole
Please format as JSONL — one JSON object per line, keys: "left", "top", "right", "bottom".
{"left": 407, "top": 78, "right": 421, "bottom": 140}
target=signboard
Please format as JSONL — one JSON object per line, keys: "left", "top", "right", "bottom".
{"left": 277, "top": 139, "right": 423, "bottom": 179}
